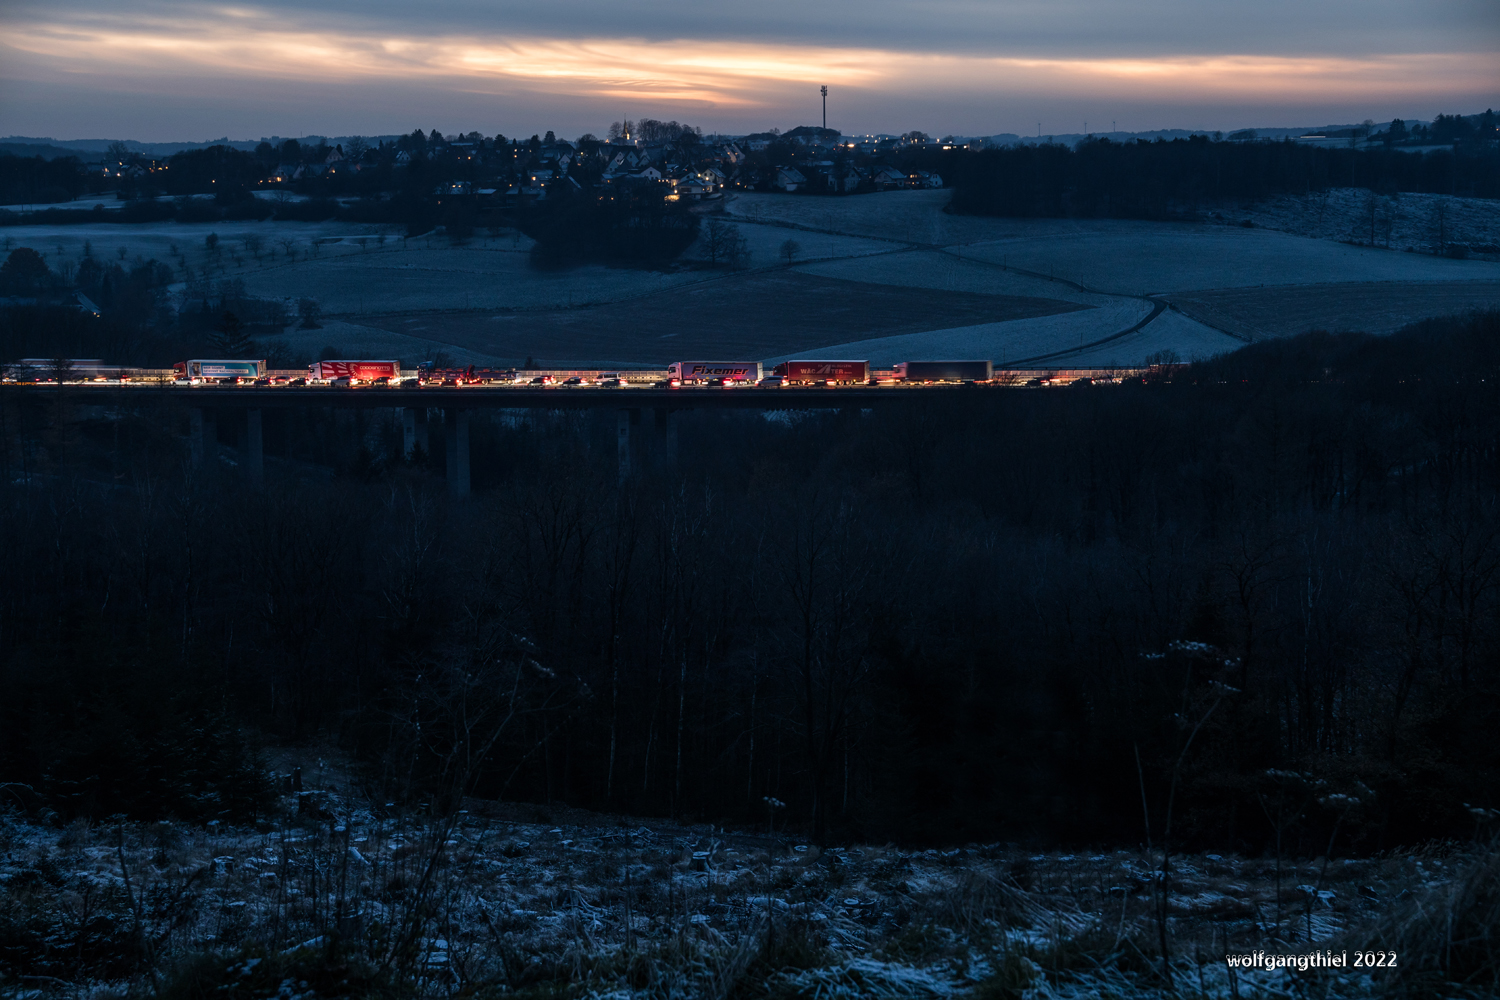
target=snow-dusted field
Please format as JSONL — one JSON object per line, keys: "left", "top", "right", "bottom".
{"left": 237, "top": 244, "right": 705, "bottom": 316}
{"left": 1169, "top": 280, "right": 1500, "bottom": 341}
{"left": 1061, "top": 308, "right": 1243, "bottom": 366}
{"left": 682, "top": 220, "right": 896, "bottom": 268}
{"left": 771, "top": 302, "right": 1245, "bottom": 368}
{"left": 726, "top": 189, "right": 1045, "bottom": 246}
{"left": 0, "top": 796, "right": 1481, "bottom": 999}
{"left": 797, "top": 249, "right": 1107, "bottom": 307}
{"left": 767, "top": 302, "right": 1152, "bottom": 367}
{"left": 1224, "top": 187, "right": 1500, "bottom": 254}
{"left": 0, "top": 219, "right": 396, "bottom": 267}
{"left": 955, "top": 229, "right": 1500, "bottom": 296}
{"left": 8, "top": 183, "right": 1495, "bottom": 367}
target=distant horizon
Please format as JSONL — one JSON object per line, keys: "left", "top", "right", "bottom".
{"left": 3, "top": 0, "right": 1495, "bottom": 143}
{"left": 1, "top": 111, "right": 1482, "bottom": 150}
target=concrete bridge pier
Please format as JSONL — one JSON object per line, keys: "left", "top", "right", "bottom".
{"left": 189, "top": 408, "right": 211, "bottom": 467}
{"left": 652, "top": 407, "right": 678, "bottom": 474}
{"left": 245, "top": 408, "right": 263, "bottom": 485}
{"left": 403, "top": 407, "right": 429, "bottom": 459}
{"left": 617, "top": 408, "right": 639, "bottom": 482}
{"left": 445, "top": 409, "right": 470, "bottom": 498}
{"left": 402, "top": 407, "right": 432, "bottom": 458}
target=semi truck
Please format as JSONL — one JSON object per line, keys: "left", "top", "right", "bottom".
{"left": 771, "top": 360, "right": 869, "bottom": 384}
{"left": 668, "top": 361, "right": 762, "bottom": 383}
{"left": 174, "top": 360, "right": 266, "bottom": 382}
{"left": 896, "top": 360, "right": 993, "bottom": 382}
{"left": 309, "top": 360, "right": 401, "bottom": 383}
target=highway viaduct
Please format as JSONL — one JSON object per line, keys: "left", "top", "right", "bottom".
{"left": 9, "top": 383, "right": 1016, "bottom": 497}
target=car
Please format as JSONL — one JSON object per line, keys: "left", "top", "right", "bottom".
{"left": 599, "top": 377, "right": 625, "bottom": 387}
{"left": 562, "top": 376, "right": 590, "bottom": 386}
{"left": 706, "top": 377, "right": 730, "bottom": 387}
{"left": 287, "top": 377, "right": 306, "bottom": 386}
{"left": 758, "top": 376, "right": 786, "bottom": 387}
{"left": 654, "top": 377, "right": 681, "bottom": 388}
{"left": 252, "top": 377, "right": 271, "bottom": 385}
{"left": 529, "top": 375, "right": 555, "bottom": 385}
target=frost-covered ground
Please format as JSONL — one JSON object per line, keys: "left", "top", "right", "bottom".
{"left": 2, "top": 791, "right": 1490, "bottom": 1000}
{"left": 1216, "top": 187, "right": 1500, "bottom": 256}
{"left": 7, "top": 186, "right": 1497, "bottom": 368}
{"left": 953, "top": 228, "right": 1498, "bottom": 297}
{"left": 729, "top": 189, "right": 1500, "bottom": 364}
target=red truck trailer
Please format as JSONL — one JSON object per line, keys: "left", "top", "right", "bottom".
{"left": 309, "top": 360, "right": 400, "bottom": 383}
{"left": 771, "top": 360, "right": 869, "bottom": 384}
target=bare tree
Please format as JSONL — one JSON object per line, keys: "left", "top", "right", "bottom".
{"left": 762, "top": 489, "right": 878, "bottom": 845}
{"left": 700, "top": 218, "right": 738, "bottom": 267}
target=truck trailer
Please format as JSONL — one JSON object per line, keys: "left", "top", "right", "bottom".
{"left": 309, "top": 360, "right": 401, "bottom": 383}
{"left": 668, "top": 361, "right": 762, "bottom": 383}
{"left": 174, "top": 359, "right": 266, "bottom": 382}
{"left": 772, "top": 360, "right": 869, "bottom": 384}
{"left": 896, "top": 360, "right": 993, "bottom": 382}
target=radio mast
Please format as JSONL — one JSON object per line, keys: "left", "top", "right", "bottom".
{"left": 821, "top": 86, "right": 828, "bottom": 130}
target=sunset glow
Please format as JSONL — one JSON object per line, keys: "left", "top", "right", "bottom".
{"left": 1, "top": 2, "right": 1495, "bottom": 137}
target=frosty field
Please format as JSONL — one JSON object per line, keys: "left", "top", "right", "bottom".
{"left": 7, "top": 183, "right": 1498, "bottom": 367}
{"left": 953, "top": 229, "right": 1499, "bottom": 297}
{"left": 1167, "top": 280, "right": 1500, "bottom": 340}
{"left": 2, "top": 795, "right": 1490, "bottom": 999}
{"left": 358, "top": 272, "right": 1085, "bottom": 369}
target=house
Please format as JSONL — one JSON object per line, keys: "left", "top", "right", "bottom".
{"left": 830, "top": 165, "right": 865, "bottom": 193}
{"left": 913, "top": 171, "right": 944, "bottom": 189}
{"left": 870, "top": 165, "right": 907, "bottom": 190}
{"left": 774, "top": 166, "right": 807, "bottom": 192}
{"left": 676, "top": 179, "right": 717, "bottom": 200}
{"left": 395, "top": 151, "right": 412, "bottom": 165}
{"left": 631, "top": 166, "right": 662, "bottom": 182}
{"left": 324, "top": 147, "right": 343, "bottom": 164}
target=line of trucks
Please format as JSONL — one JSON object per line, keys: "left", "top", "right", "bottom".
{"left": 12, "top": 359, "right": 1183, "bottom": 388}
{"left": 160, "top": 359, "right": 1000, "bottom": 386}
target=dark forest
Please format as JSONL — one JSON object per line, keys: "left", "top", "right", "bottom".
{"left": 1, "top": 312, "right": 1497, "bottom": 858}
{"left": 948, "top": 137, "right": 1500, "bottom": 218}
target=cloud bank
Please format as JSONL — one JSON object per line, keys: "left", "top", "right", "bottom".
{"left": 2, "top": 1, "right": 1495, "bottom": 140}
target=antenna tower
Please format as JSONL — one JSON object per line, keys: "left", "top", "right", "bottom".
{"left": 821, "top": 86, "right": 828, "bottom": 130}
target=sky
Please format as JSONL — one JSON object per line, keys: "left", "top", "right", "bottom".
{"left": 1, "top": 0, "right": 1496, "bottom": 142}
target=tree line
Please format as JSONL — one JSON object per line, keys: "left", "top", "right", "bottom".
{"left": 1, "top": 312, "right": 1497, "bottom": 855}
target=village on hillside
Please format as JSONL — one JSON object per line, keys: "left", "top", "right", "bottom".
{"left": 70, "top": 122, "right": 947, "bottom": 213}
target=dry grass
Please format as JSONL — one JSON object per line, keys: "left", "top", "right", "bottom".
{"left": 1, "top": 795, "right": 1492, "bottom": 999}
